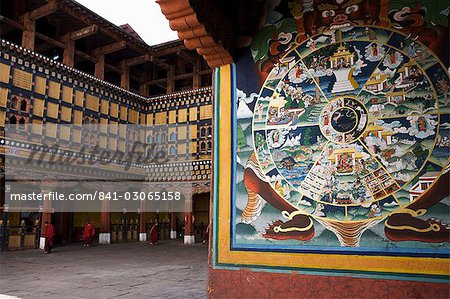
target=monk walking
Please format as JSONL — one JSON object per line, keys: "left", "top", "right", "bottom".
{"left": 44, "top": 221, "right": 54, "bottom": 254}
{"left": 150, "top": 222, "right": 159, "bottom": 245}
{"left": 83, "top": 220, "right": 95, "bottom": 247}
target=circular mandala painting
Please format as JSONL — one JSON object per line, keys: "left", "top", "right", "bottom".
{"left": 249, "top": 26, "right": 449, "bottom": 245}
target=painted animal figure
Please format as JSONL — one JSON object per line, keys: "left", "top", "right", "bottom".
{"left": 242, "top": 152, "right": 315, "bottom": 241}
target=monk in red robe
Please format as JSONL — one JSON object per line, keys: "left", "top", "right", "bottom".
{"left": 44, "top": 221, "right": 54, "bottom": 254}
{"left": 83, "top": 220, "right": 95, "bottom": 247}
{"left": 150, "top": 223, "right": 158, "bottom": 245}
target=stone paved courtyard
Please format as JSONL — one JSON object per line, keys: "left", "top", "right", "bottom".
{"left": 0, "top": 240, "right": 208, "bottom": 299}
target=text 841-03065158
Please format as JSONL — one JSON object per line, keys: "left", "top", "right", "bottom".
{"left": 97, "top": 191, "right": 182, "bottom": 201}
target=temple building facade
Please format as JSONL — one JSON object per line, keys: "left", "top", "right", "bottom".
{"left": 0, "top": 0, "right": 213, "bottom": 250}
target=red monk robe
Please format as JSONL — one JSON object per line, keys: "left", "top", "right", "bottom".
{"left": 150, "top": 223, "right": 158, "bottom": 245}
{"left": 44, "top": 222, "right": 54, "bottom": 254}
{"left": 83, "top": 222, "right": 95, "bottom": 247}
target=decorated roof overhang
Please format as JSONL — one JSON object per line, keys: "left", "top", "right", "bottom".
{"left": 157, "top": 0, "right": 267, "bottom": 68}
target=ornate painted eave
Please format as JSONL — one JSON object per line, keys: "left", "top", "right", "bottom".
{"left": 156, "top": 0, "right": 234, "bottom": 68}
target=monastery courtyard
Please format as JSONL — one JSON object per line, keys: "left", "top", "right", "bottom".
{"left": 0, "top": 241, "right": 208, "bottom": 299}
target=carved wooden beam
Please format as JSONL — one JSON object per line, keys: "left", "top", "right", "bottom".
{"left": 199, "top": 69, "right": 212, "bottom": 75}
{"left": 153, "top": 43, "right": 186, "bottom": 56}
{"left": 29, "top": 0, "right": 59, "bottom": 21}
{"left": 35, "top": 32, "right": 64, "bottom": 48}
{"left": 143, "top": 77, "right": 168, "bottom": 87}
{"left": 0, "top": 15, "right": 23, "bottom": 36}
{"left": 125, "top": 53, "right": 151, "bottom": 67}
{"left": 70, "top": 25, "right": 98, "bottom": 40}
{"left": 150, "top": 56, "right": 171, "bottom": 70}
{"left": 94, "top": 41, "right": 127, "bottom": 55}
{"left": 75, "top": 50, "right": 96, "bottom": 63}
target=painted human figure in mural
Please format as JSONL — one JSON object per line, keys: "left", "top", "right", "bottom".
{"left": 418, "top": 116, "right": 426, "bottom": 132}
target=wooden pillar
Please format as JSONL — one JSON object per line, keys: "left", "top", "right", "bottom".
{"left": 170, "top": 210, "right": 177, "bottom": 239}
{"left": 139, "top": 84, "right": 147, "bottom": 96}
{"left": 99, "top": 199, "right": 110, "bottom": 244}
{"left": 22, "top": 12, "right": 35, "bottom": 50}
{"left": 184, "top": 196, "right": 194, "bottom": 244}
{"left": 120, "top": 64, "right": 130, "bottom": 90}
{"left": 62, "top": 35, "right": 75, "bottom": 67}
{"left": 95, "top": 54, "right": 105, "bottom": 80}
{"left": 39, "top": 190, "right": 52, "bottom": 249}
{"left": 139, "top": 200, "right": 147, "bottom": 242}
{"left": 166, "top": 65, "right": 175, "bottom": 94}
{"left": 193, "top": 56, "right": 201, "bottom": 90}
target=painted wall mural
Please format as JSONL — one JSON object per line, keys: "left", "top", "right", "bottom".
{"left": 214, "top": 0, "right": 450, "bottom": 278}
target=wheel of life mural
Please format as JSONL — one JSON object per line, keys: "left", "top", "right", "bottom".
{"left": 248, "top": 26, "right": 450, "bottom": 246}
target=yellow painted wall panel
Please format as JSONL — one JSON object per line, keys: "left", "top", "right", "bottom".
{"left": 31, "top": 119, "right": 42, "bottom": 134}
{"left": 178, "top": 126, "right": 187, "bottom": 140}
{"left": 46, "top": 123, "right": 57, "bottom": 138}
{"left": 86, "top": 94, "right": 99, "bottom": 112}
{"left": 109, "top": 138, "right": 117, "bottom": 151}
{"left": 178, "top": 109, "right": 187, "bottom": 123}
{"left": 13, "top": 69, "right": 32, "bottom": 90}
{"left": 140, "top": 113, "right": 146, "bottom": 125}
{"left": 72, "top": 129, "right": 81, "bottom": 143}
{"left": 190, "top": 124, "right": 197, "bottom": 139}
{"left": 169, "top": 110, "right": 177, "bottom": 124}
{"left": 190, "top": 141, "right": 197, "bottom": 153}
{"left": 62, "top": 86, "right": 73, "bottom": 103}
{"left": 35, "top": 76, "right": 46, "bottom": 95}
{"left": 120, "top": 106, "right": 128, "bottom": 121}
{"left": 129, "top": 109, "right": 138, "bottom": 123}
{"left": 99, "top": 117, "right": 108, "bottom": 131}
{"left": 119, "top": 124, "right": 126, "bottom": 138}
{"left": 0, "top": 87, "right": 8, "bottom": 107}
{"left": 0, "top": 110, "right": 5, "bottom": 126}
{"left": 48, "top": 81, "right": 61, "bottom": 99}
{"left": 32, "top": 98, "right": 44, "bottom": 117}
{"left": 110, "top": 103, "right": 118, "bottom": 118}
{"left": 61, "top": 106, "right": 72, "bottom": 122}
{"left": 100, "top": 135, "right": 107, "bottom": 149}
{"left": 177, "top": 143, "right": 186, "bottom": 154}
{"left": 73, "top": 110, "right": 82, "bottom": 125}
{"left": 189, "top": 107, "right": 197, "bottom": 121}
{"left": 74, "top": 90, "right": 84, "bottom": 107}
{"left": 109, "top": 121, "right": 118, "bottom": 135}
{"left": 59, "top": 126, "right": 71, "bottom": 141}
{"left": 0, "top": 63, "right": 10, "bottom": 83}
{"left": 146, "top": 113, "right": 153, "bottom": 125}
{"left": 155, "top": 112, "right": 166, "bottom": 125}
{"left": 200, "top": 105, "right": 213, "bottom": 119}
{"left": 101, "top": 100, "right": 109, "bottom": 115}
{"left": 46, "top": 102, "right": 59, "bottom": 119}
{"left": 118, "top": 140, "right": 125, "bottom": 152}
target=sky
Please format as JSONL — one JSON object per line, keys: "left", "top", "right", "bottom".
{"left": 74, "top": 0, "right": 179, "bottom": 45}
